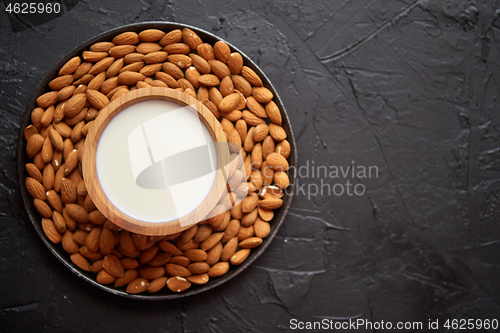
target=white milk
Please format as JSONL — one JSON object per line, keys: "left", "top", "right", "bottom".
{"left": 96, "top": 100, "right": 217, "bottom": 223}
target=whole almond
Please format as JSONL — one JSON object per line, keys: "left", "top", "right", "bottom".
{"left": 118, "top": 71, "right": 146, "bottom": 85}
{"left": 274, "top": 171, "right": 290, "bottom": 189}
{"left": 139, "top": 63, "right": 163, "bottom": 77}
{"left": 97, "top": 270, "right": 116, "bottom": 284}
{"left": 159, "top": 29, "right": 182, "bottom": 46}
{"left": 221, "top": 237, "right": 238, "bottom": 262}
{"left": 254, "top": 218, "right": 271, "bottom": 238}
{"left": 147, "top": 277, "right": 168, "bottom": 293}
{"left": 198, "top": 74, "right": 220, "bottom": 87}
{"left": 205, "top": 241, "right": 223, "bottom": 265}
{"left": 119, "top": 61, "right": 144, "bottom": 73}
{"left": 200, "top": 232, "right": 224, "bottom": 251}
{"left": 61, "top": 178, "right": 77, "bottom": 203}
{"left": 167, "top": 276, "right": 191, "bottom": 292}
{"left": 182, "top": 27, "right": 202, "bottom": 50}
{"left": 184, "top": 249, "right": 207, "bottom": 262}
{"left": 86, "top": 89, "right": 109, "bottom": 110}
{"left": 242, "top": 110, "right": 265, "bottom": 126}
{"left": 34, "top": 198, "right": 52, "bottom": 218}
{"left": 258, "top": 207, "right": 274, "bottom": 222}
{"left": 162, "top": 62, "right": 184, "bottom": 79}
{"left": 82, "top": 51, "right": 108, "bottom": 62}
{"left": 64, "top": 94, "right": 86, "bottom": 118}
{"left": 57, "top": 85, "right": 75, "bottom": 101}
{"left": 209, "top": 60, "right": 231, "bottom": 79}
{"left": 49, "top": 127, "right": 64, "bottom": 151}
{"left": 259, "top": 198, "right": 283, "bottom": 210}
{"left": 185, "top": 67, "right": 201, "bottom": 88}
{"left": 187, "top": 262, "right": 210, "bottom": 275}
{"left": 90, "top": 42, "right": 115, "bottom": 52}
{"left": 155, "top": 72, "right": 179, "bottom": 88}
{"left": 41, "top": 218, "right": 61, "bottom": 243}
{"left": 54, "top": 122, "right": 72, "bottom": 138}
{"left": 88, "top": 57, "right": 115, "bottom": 75}
{"left": 262, "top": 135, "right": 275, "bottom": 160}
{"left": 168, "top": 256, "right": 190, "bottom": 267}
{"left": 252, "top": 87, "right": 274, "bottom": 103}
{"left": 187, "top": 274, "right": 209, "bottom": 285}
{"left": 26, "top": 134, "right": 44, "bottom": 158}
{"left": 26, "top": 177, "right": 46, "bottom": 200}
{"left": 164, "top": 42, "right": 190, "bottom": 54}
{"left": 253, "top": 124, "right": 269, "bottom": 142}
{"left": 136, "top": 42, "right": 162, "bottom": 54}
{"left": 167, "top": 54, "right": 192, "bottom": 69}
{"left": 73, "top": 229, "right": 88, "bottom": 245}
{"left": 213, "top": 41, "right": 231, "bottom": 63}
{"left": 218, "top": 93, "right": 240, "bottom": 113}
{"left": 159, "top": 241, "right": 183, "bottom": 256}
{"left": 73, "top": 62, "right": 92, "bottom": 80}
{"left": 109, "top": 45, "right": 136, "bottom": 58}
{"left": 113, "top": 32, "right": 139, "bottom": 45}
{"left": 36, "top": 91, "right": 59, "bottom": 108}
{"left": 228, "top": 52, "right": 243, "bottom": 74}
{"left": 62, "top": 230, "right": 79, "bottom": 254}
{"left": 239, "top": 237, "right": 263, "bottom": 249}
{"left": 139, "top": 245, "right": 159, "bottom": 264}
{"left": 266, "top": 152, "right": 289, "bottom": 171}
{"left": 70, "top": 253, "right": 91, "bottom": 271}
{"left": 246, "top": 96, "right": 267, "bottom": 118}
{"left": 230, "top": 248, "right": 251, "bottom": 265}
{"left": 115, "top": 269, "right": 139, "bottom": 288}
{"left": 126, "top": 277, "right": 149, "bottom": 293}
{"left": 275, "top": 140, "right": 291, "bottom": 158}
{"left": 86, "top": 226, "right": 101, "bottom": 252}
{"left": 165, "top": 263, "right": 191, "bottom": 277}
{"left": 26, "top": 163, "right": 43, "bottom": 183}
{"left": 91, "top": 260, "right": 104, "bottom": 274}
{"left": 244, "top": 128, "right": 256, "bottom": 153}
{"left": 59, "top": 56, "right": 81, "bottom": 75}
{"left": 137, "top": 28, "right": 164, "bottom": 41}
{"left": 63, "top": 150, "right": 78, "bottom": 176}
{"left": 143, "top": 51, "right": 168, "bottom": 64}
{"left": 66, "top": 203, "right": 90, "bottom": 223}
{"left": 197, "top": 43, "right": 215, "bottom": 61}
{"left": 219, "top": 76, "right": 234, "bottom": 97}
{"left": 121, "top": 258, "right": 139, "bottom": 270}
{"left": 147, "top": 252, "right": 172, "bottom": 267}
{"left": 189, "top": 53, "right": 211, "bottom": 74}
{"left": 265, "top": 100, "right": 282, "bottom": 125}
{"left": 41, "top": 136, "right": 53, "bottom": 163}
{"left": 49, "top": 75, "right": 74, "bottom": 91}
{"left": 208, "top": 262, "right": 229, "bottom": 277}
{"left": 103, "top": 254, "right": 125, "bottom": 277}
{"left": 241, "top": 66, "right": 263, "bottom": 87}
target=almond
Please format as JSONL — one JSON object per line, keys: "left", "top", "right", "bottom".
{"left": 117, "top": 71, "right": 146, "bottom": 85}
{"left": 34, "top": 198, "right": 52, "bottom": 218}
{"left": 218, "top": 93, "right": 240, "bottom": 113}
{"left": 197, "top": 43, "right": 215, "bottom": 61}
{"left": 139, "top": 63, "right": 163, "bottom": 77}
{"left": 162, "top": 62, "right": 184, "bottom": 79}
{"left": 274, "top": 171, "right": 290, "bottom": 189}
{"left": 49, "top": 127, "right": 64, "bottom": 151}
{"left": 182, "top": 27, "right": 202, "bottom": 50}
{"left": 252, "top": 86, "right": 273, "bottom": 103}
{"left": 221, "top": 237, "right": 238, "bottom": 262}
{"left": 213, "top": 41, "right": 231, "bottom": 63}
{"left": 198, "top": 74, "right": 220, "bottom": 87}
{"left": 147, "top": 277, "right": 167, "bottom": 293}
{"left": 82, "top": 51, "right": 108, "bottom": 62}
{"left": 41, "top": 218, "right": 61, "bottom": 243}
{"left": 126, "top": 277, "right": 149, "bottom": 293}
{"left": 57, "top": 85, "right": 75, "bottom": 101}
{"left": 89, "top": 57, "right": 115, "bottom": 76}
{"left": 254, "top": 218, "right": 271, "bottom": 238}
{"left": 26, "top": 163, "right": 42, "bottom": 183}
{"left": 112, "top": 32, "right": 139, "bottom": 45}
{"left": 165, "top": 263, "right": 191, "bottom": 277}
{"left": 239, "top": 237, "right": 263, "bottom": 249}
{"left": 61, "top": 178, "right": 77, "bottom": 203}
{"left": 97, "top": 227, "right": 114, "bottom": 255}
{"left": 24, "top": 125, "right": 39, "bottom": 141}
{"left": 155, "top": 72, "right": 179, "bottom": 88}
{"left": 139, "top": 29, "right": 165, "bottom": 42}
{"left": 109, "top": 45, "right": 136, "bottom": 58}
{"left": 159, "top": 29, "right": 182, "bottom": 46}
{"left": 189, "top": 53, "right": 211, "bottom": 74}
{"left": 200, "top": 232, "right": 224, "bottom": 251}
{"left": 262, "top": 135, "right": 275, "bottom": 160}
{"left": 73, "top": 229, "right": 88, "bottom": 246}
{"left": 97, "top": 270, "right": 117, "bottom": 284}
{"left": 187, "top": 262, "right": 210, "bottom": 275}
{"left": 230, "top": 248, "right": 251, "bottom": 265}
{"left": 241, "top": 66, "right": 263, "bottom": 87}
{"left": 49, "top": 75, "right": 74, "bottom": 91}
{"left": 65, "top": 203, "right": 90, "bottom": 223}
{"left": 86, "top": 226, "right": 101, "bottom": 252}
{"left": 275, "top": 139, "right": 291, "bottom": 158}
{"left": 136, "top": 42, "right": 162, "bottom": 54}
{"left": 64, "top": 94, "right": 87, "bottom": 118}
{"left": 73, "top": 62, "right": 92, "bottom": 80}
{"left": 121, "top": 258, "right": 139, "bottom": 270}
{"left": 187, "top": 273, "right": 209, "bottom": 285}
{"left": 103, "top": 254, "right": 125, "bottom": 277}
{"left": 26, "top": 134, "right": 44, "bottom": 158}
{"left": 139, "top": 245, "right": 159, "bottom": 264}
{"left": 163, "top": 42, "right": 189, "bottom": 54}
{"left": 26, "top": 177, "right": 46, "bottom": 200}
{"left": 63, "top": 150, "right": 78, "bottom": 176}
{"left": 246, "top": 96, "right": 267, "bottom": 118}
{"left": 259, "top": 197, "right": 283, "bottom": 210}
{"left": 147, "top": 252, "right": 172, "bottom": 267}
{"left": 62, "top": 230, "right": 79, "bottom": 254}
{"left": 106, "top": 58, "right": 124, "bottom": 77}
{"left": 143, "top": 51, "right": 168, "bottom": 64}
{"left": 257, "top": 207, "right": 274, "bottom": 222}
{"left": 54, "top": 122, "right": 72, "bottom": 138}
{"left": 119, "top": 61, "right": 144, "bottom": 73}
{"left": 228, "top": 52, "right": 243, "bottom": 74}
{"left": 184, "top": 249, "right": 207, "bottom": 262}
{"left": 90, "top": 42, "right": 115, "bottom": 52}
{"left": 167, "top": 276, "right": 191, "bottom": 292}
{"left": 209, "top": 60, "right": 231, "bottom": 79}
{"left": 253, "top": 124, "right": 269, "bottom": 142}
{"left": 59, "top": 56, "right": 81, "bottom": 75}
{"left": 158, "top": 241, "right": 183, "bottom": 256}
{"left": 208, "top": 262, "right": 229, "bottom": 277}
{"left": 41, "top": 136, "right": 53, "bottom": 163}
{"left": 168, "top": 256, "right": 190, "bottom": 267}
{"left": 70, "top": 253, "right": 91, "bottom": 271}
{"left": 265, "top": 100, "right": 282, "bottom": 125}
{"left": 86, "top": 89, "right": 109, "bottom": 110}
{"left": 242, "top": 110, "right": 265, "bottom": 126}
{"left": 219, "top": 76, "right": 234, "bottom": 97}
{"left": 266, "top": 152, "right": 289, "bottom": 171}
{"left": 115, "top": 269, "right": 139, "bottom": 288}
{"left": 36, "top": 91, "right": 58, "bottom": 108}
{"left": 167, "top": 54, "right": 192, "bottom": 69}
{"left": 124, "top": 53, "right": 145, "bottom": 64}
{"left": 91, "top": 260, "right": 104, "bottom": 274}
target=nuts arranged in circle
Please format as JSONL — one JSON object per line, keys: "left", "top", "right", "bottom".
{"left": 24, "top": 27, "right": 291, "bottom": 294}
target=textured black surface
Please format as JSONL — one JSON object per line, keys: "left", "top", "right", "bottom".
{"left": 1, "top": 0, "right": 500, "bottom": 332}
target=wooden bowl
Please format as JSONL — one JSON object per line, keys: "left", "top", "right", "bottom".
{"left": 83, "top": 87, "right": 229, "bottom": 236}
{"left": 17, "top": 22, "right": 297, "bottom": 300}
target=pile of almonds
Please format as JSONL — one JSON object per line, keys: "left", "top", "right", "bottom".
{"left": 24, "top": 27, "right": 291, "bottom": 294}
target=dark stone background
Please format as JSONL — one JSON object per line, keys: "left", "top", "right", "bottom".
{"left": 1, "top": 0, "right": 500, "bottom": 332}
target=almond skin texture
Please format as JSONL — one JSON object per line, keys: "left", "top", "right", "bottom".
{"left": 241, "top": 66, "right": 263, "bottom": 87}
{"left": 70, "top": 253, "right": 91, "bottom": 271}
{"left": 64, "top": 94, "right": 87, "bottom": 118}
{"left": 42, "top": 218, "right": 61, "bottom": 243}
{"left": 266, "top": 152, "right": 289, "bottom": 171}
{"left": 86, "top": 89, "right": 110, "bottom": 110}
{"left": 214, "top": 41, "right": 231, "bottom": 63}
{"left": 182, "top": 28, "right": 202, "bottom": 50}
{"left": 59, "top": 56, "right": 81, "bottom": 75}
{"left": 218, "top": 93, "right": 240, "bottom": 113}
{"left": 167, "top": 276, "right": 191, "bottom": 293}
{"left": 139, "top": 29, "right": 165, "bottom": 42}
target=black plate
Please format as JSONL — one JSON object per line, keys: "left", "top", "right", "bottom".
{"left": 17, "top": 22, "right": 297, "bottom": 300}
